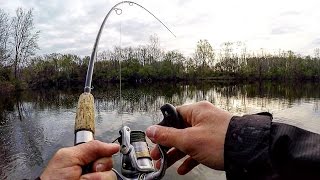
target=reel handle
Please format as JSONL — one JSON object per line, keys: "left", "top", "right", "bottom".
{"left": 159, "top": 103, "right": 185, "bottom": 129}
{"left": 158, "top": 103, "right": 186, "bottom": 153}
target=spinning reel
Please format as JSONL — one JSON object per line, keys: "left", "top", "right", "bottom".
{"left": 112, "top": 104, "right": 185, "bottom": 180}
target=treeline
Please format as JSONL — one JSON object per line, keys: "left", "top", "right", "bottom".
{"left": 0, "top": 8, "right": 320, "bottom": 91}
{"left": 23, "top": 37, "right": 320, "bottom": 89}
{"left": 2, "top": 36, "right": 320, "bottom": 90}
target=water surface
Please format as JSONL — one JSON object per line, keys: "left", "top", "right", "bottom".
{"left": 0, "top": 81, "right": 319, "bottom": 179}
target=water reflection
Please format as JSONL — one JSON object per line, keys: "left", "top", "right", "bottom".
{"left": 95, "top": 81, "right": 320, "bottom": 122}
{"left": 0, "top": 81, "right": 319, "bottom": 179}
{"left": 0, "top": 93, "right": 44, "bottom": 179}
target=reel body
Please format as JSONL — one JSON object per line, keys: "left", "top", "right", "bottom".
{"left": 113, "top": 103, "right": 184, "bottom": 180}
{"left": 113, "top": 126, "right": 166, "bottom": 180}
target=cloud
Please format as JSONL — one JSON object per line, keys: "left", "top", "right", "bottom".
{"left": 312, "top": 38, "right": 320, "bottom": 46}
{"left": 1, "top": 0, "right": 320, "bottom": 57}
{"left": 35, "top": 1, "right": 118, "bottom": 56}
{"left": 271, "top": 26, "right": 301, "bottom": 35}
{"left": 280, "top": 11, "right": 301, "bottom": 16}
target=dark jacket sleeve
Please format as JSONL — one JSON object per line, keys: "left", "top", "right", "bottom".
{"left": 224, "top": 113, "right": 320, "bottom": 180}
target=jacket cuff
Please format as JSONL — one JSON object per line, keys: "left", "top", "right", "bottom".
{"left": 224, "top": 113, "right": 273, "bottom": 180}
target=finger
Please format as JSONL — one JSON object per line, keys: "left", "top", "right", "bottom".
{"left": 146, "top": 125, "right": 186, "bottom": 151}
{"left": 167, "top": 148, "right": 186, "bottom": 168}
{"left": 177, "top": 157, "right": 199, "bottom": 175}
{"left": 155, "top": 148, "right": 186, "bottom": 169}
{"left": 150, "top": 145, "right": 161, "bottom": 160}
{"left": 176, "top": 101, "right": 214, "bottom": 125}
{"left": 80, "top": 170, "right": 117, "bottom": 180}
{"left": 176, "top": 103, "right": 195, "bottom": 124}
{"left": 70, "top": 140, "right": 119, "bottom": 165}
{"left": 92, "top": 157, "right": 113, "bottom": 172}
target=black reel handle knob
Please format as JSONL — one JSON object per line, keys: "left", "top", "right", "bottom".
{"left": 159, "top": 103, "right": 185, "bottom": 129}
{"left": 158, "top": 103, "right": 185, "bottom": 152}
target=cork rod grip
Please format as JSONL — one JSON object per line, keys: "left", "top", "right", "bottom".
{"left": 75, "top": 92, "right": 95, "bottom": 133}
{"left": 74, "top": 93, "right": 95, "bottom": 173}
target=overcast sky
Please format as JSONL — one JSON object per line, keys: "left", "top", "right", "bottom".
{"left": 1, "top": 0, "right": 320, "bottom": 57}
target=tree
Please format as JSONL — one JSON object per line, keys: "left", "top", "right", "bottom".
{"left": 314, "top": 48, "right": 320, "bottom": 59}
{"left": 161, "top": 50, "right": 186, "bottom": 78}
{"left": 10, "top": 8, "right": 39, "bottom": 78}
{"left": 147, "top": 34, "right": 162, "bottom": 63}
{"left": 218, "top": 42, "right": 240, "bottom": 74}
{"left": 194, "top": 39, "right": 215, "bottom": 68}
{"left": 0, "top": 9, "right": 10, "bottom": 64}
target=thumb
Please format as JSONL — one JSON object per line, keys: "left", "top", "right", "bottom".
{"left": 80, "top": 170, "right": 117, "bottom": 180}
{"left": 146, "top": 125, "right": 186, "bottom": 149}
{"left": 70, "top": 140, "right": 119, "bottom": 165}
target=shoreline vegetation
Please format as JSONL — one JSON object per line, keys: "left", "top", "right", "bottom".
{"left": 7, "top": 44, "right": 320, "bottom": 91}
{"left": 0, "top": 8, "right": 319, "bottom": 93}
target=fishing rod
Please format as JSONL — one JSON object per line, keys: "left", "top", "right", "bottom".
{"left": 73, "top": 1, "right": 184, "bottom": 180}
{"left": 83, "top": 0, "right": 176, "bottom": 94}
{"left": 75, "top": 0, "right": 176, "bottom": 148}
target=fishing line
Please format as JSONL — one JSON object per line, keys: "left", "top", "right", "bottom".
{"left": 119, "top": 14, "right": 123, "bottom": 128}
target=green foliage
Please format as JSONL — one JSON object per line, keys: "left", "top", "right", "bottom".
{"left": 0, "top": 36, "right": 319, "bottom": 90}
{"left": 0, "top": 65, "right": 12, "bottom": 81}
{"left": 23, "top": 53, "right": 85, "bottom": 88}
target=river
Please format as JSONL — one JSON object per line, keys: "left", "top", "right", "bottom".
{"left": 0, "top": 81, "right": 319, "bottom": 179}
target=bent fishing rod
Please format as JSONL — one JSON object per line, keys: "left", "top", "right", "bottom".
{"left": 73, "top": 1, "right": 184, "bottom": 180}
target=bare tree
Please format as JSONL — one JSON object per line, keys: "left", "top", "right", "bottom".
{"left": 148, "top": 34, "right": 162, "bottom": 63}
{"left": 10, "top": 8, "right": 39, "bottom": 78}
{"left": 314, "top": 48, "right": 320, "bottom": 59}
{"left": 0, "top": 9, "right": 10, "bottom": 64}
{"left": 194, "top": 39, "right": 215, "bottom": 68}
